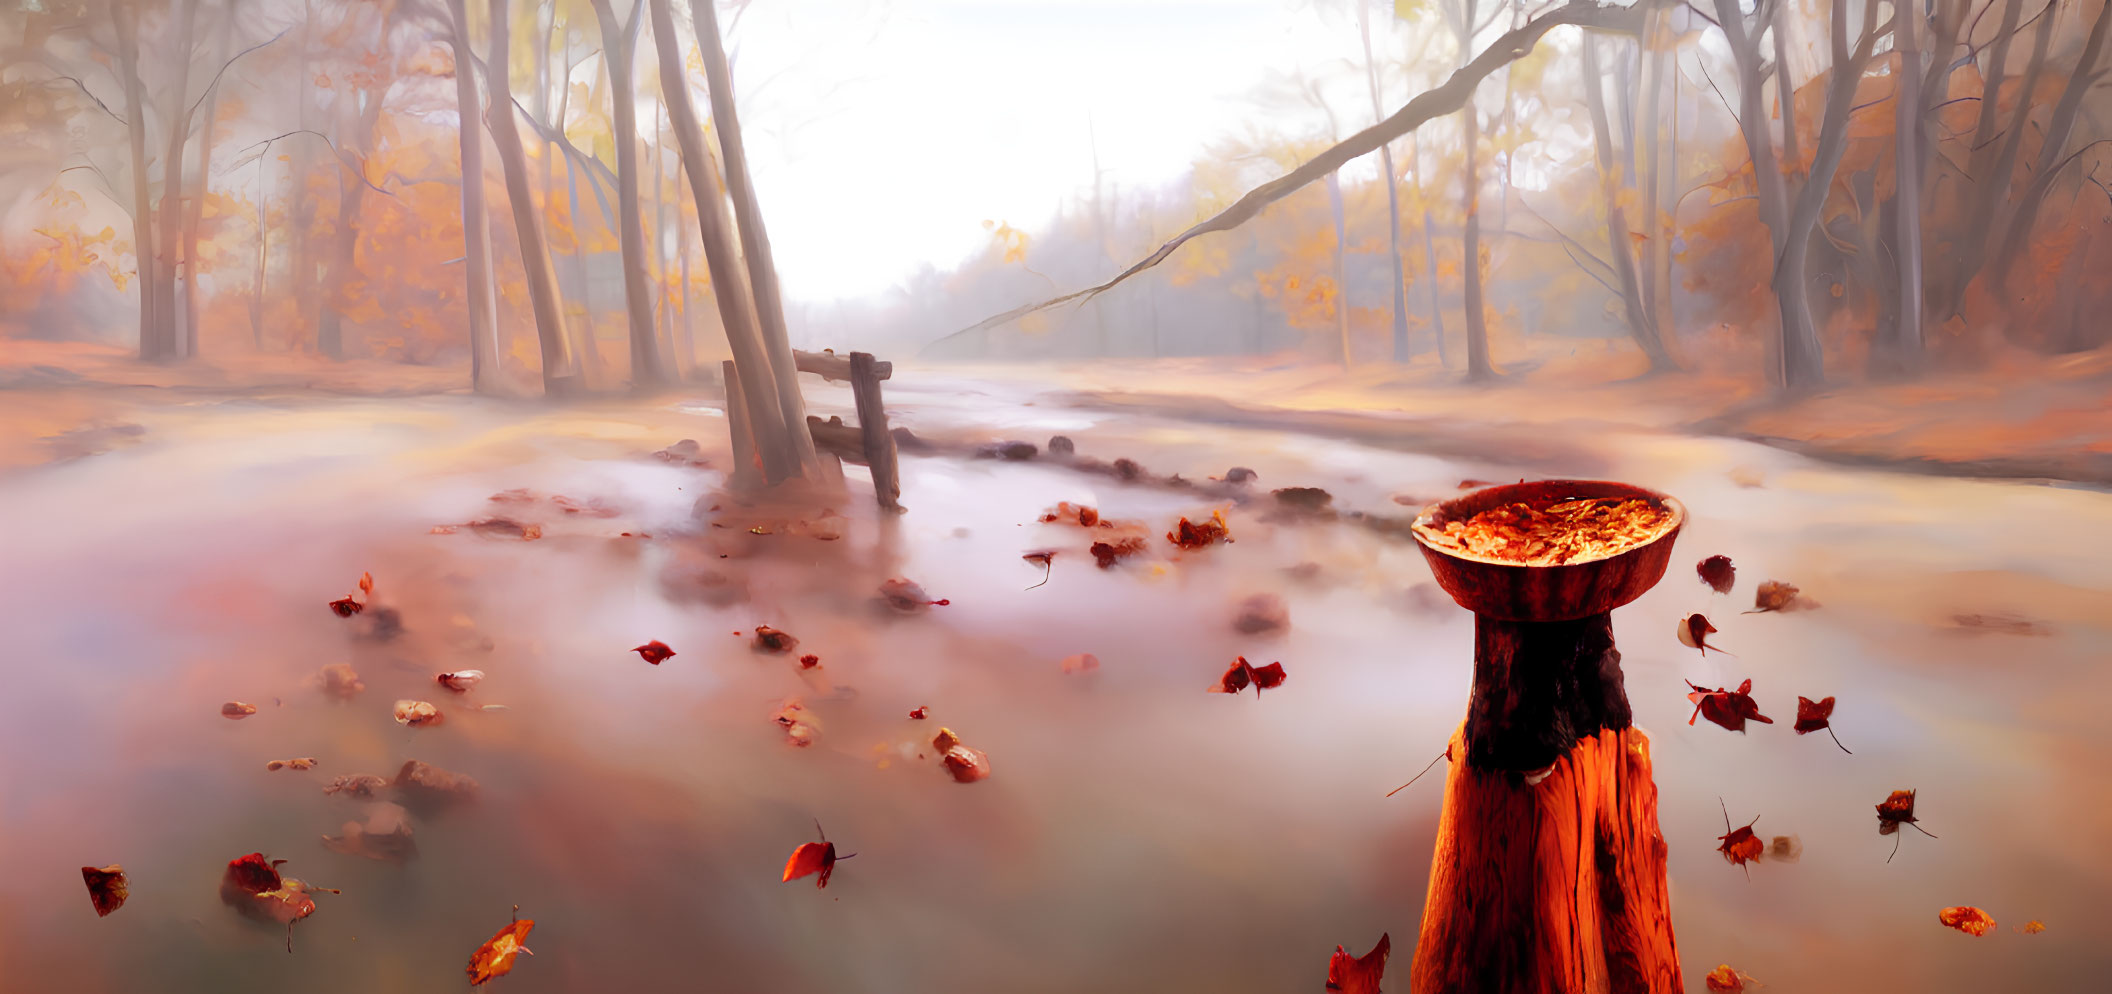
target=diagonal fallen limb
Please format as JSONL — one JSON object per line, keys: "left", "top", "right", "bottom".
{"left": 923, "top": 0, "right": 1646, "bottom": 352}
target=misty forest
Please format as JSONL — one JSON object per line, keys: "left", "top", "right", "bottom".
{"left": 2, "top": 0, "right": 2108, "bottom": 991}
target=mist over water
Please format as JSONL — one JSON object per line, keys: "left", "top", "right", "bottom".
{"left": 6, "top": 0, "right": 2112, "bottom": 991}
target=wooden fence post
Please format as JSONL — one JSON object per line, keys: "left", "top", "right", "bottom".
{"left": 849, "top": 351, "right": 901, "bottom": 511}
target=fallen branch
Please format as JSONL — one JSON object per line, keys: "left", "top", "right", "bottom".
{"left": 921, "top": 0, "right": 1645, "bottom": 352}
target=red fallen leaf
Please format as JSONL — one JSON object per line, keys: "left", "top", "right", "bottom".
{"left": 1793, "top": 695, "right": 1851, "bottom": 754}
{"left": 357, "top": 571, "right": 374, "bottom": 596}
{"left": 1166, "top": 510, "right": 1231, "bottom": 550}
{"left": 632, "top": 640, "right": 676, "bottom": 664}
{"left": 266, "top": 758, "right": 317, "bottom": 771}
{"left": 1715, "top": 799, "right": 1763, "bottom": 879}
{"left": 1939, "top": 906, "right": 1996, "bottom": 936}
{"left": 1325, "top": 932, "right": 1390, "bottom": 994}
{"left": 752, "top": 625, "right": 799, "bottom": 653}
{"left": 1677, "top": 613, "right": 1731, "bottom": 656}
{"left": 1038, "top": 502, "right": 1100, "bottom": 527}
{"left": 799, "top": 654, "right": 821, "bottom": 669}
{"left": 909, "top": 706, "right": 929, "bottom": 719}
{"left": 1877, "top": 789, "right": 1937, "bottom": 861}
{"left": 1090, "top": 536, "right": 1148, "bottom": 568}
{"left": 328, "top": 596, "right": 364, "bottom": 618}
{"left": 880, "top": 577, "right": 948, "bottom": 611}
{"left": 782, "top": 820, "right": 855, "bottom": 888}
{"left": 1022, "top": 549, "right": 1057, "bottom": 589}
{"left": 82, "top": 865, "right": 127, "bottom": 917}
{"left": 219, "top": 853, "right": 338, "bottom": 952}
{"left": 1697, "top": 555, "right": 1735, "bottom": 594}
{"left": 1209, "top": 657, "right": 1287, "bottom": 697}
{"left": 222, "top": 701, "right": 257, "bottom": 720}
{"left": 1703, "top": 964, "right": 1759, "bottom": 992}
{"left": 1685, "top": 679, "right": 1772, "bottom": 733}
{"left": 942, "top": 743, "right": 993, "bottom": 782}
{"left": 392, "top": 700, "right": 444, "bottom": 728}
{"left": 436, "top": 669, "right": 485, "bottom": 692}
{"left": 1060, "top": 652, "right": 1100, "bottom": 675}
{"left": 467, "top": 908, "right": 536, "bottom": 985}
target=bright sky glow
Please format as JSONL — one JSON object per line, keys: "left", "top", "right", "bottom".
{"left": 726, "top": 0, "right": 1385, "bottom": 304}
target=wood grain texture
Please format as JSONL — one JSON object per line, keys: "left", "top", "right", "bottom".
{"left": 1412, "top": 725, "right": 1681, "bottom": 994}
{"left": 1412, "top": 480, "right": 1684, "bottom": 622}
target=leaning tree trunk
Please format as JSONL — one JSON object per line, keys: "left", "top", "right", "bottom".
{"left": 1360, "top": 0, "right": 1413, "bottom": 363}
{"left": 646, "top": 0, "right": 797, "bottom": 482}
{"left": 155, "top": 0, "right": 201, "bottom": 360}
{"left": 588, "top": 0, "right": 663, "bottom": 388}
{"left": 445, "top": 0, "right": 501, "bottom": 391}
{"left": 487, "top": 0, "right": 581, "bottom": 396}
{"left": 112, "top": 0, "right": 160, "bottom": 360}
{"left": 690, "top": 0, "right": 818, "bottom": 470}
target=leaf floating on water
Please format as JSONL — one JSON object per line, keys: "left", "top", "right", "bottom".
{"left": 2020, "top": 919, "right": 2047, "bottom": 934}
{"left": 1685, "top": 680, "right": 1771, "bottom": 733}
{"left": 1697, "top": 555, "right": 1736, "bottom": 594}
{"left": 773, "top": 700, "right": 820, "bottom": 747}
{"left": 1948, "top": 612, "right": 2050, "bottom": 636}
{"left": 266, "top": 758, "right": 317, "bottom": 772}
{"left": 322, "top": 774, "right": 389, "bottom": 799}
{"left": 1939, "top": 906, "right": 1996, "bottom": 937}
{"left": 1089, "top": 536, "right": 1148, "bottom": 568}
{"left": 1703, "top": 964, "right": 1760, "bottom": 992}
{"left": 930, "top": 727, "right": 992, "bottom": 783}
{"left": 320, "top": 802, "right": 416, "bottom": 864}
{"left": 327, "top": 596, "right": 364, "bottom": 618}
{"left": 395, "top": 759, "right": 480, "bottom": 808}
{"left": 1059, "top": 652, "right": 1100, "bottom": 675}
{"left": 1877, "top": 789, "right": 1937, "bottom": 861}
{"left": 1021, "top": 549, "right": 1057, "bottom": 589}
{"left": 82, "top": 865, "right": 127, "bottom": 917}
{"left": 218, "top": 852, "right": 337, "bottom": 952}
{"left": 1166, "top": 509, "right": 1231, "bottom": 550}
{"left": 436, "top": 669, "right": 485, "bottom": 692}
{"left": 752, "top": 625, "right": 799, "bottom": 654}
{"left": 1209, "top": 657, "right": 1287, "bottom": 697}
{"left": 782, "top": 821, "right": 853, "bottom": 888}
{"left": 467, "top": 909, "right": 536, "bottom": 986}
{"left": 1324, "top": 932, "right": 1390, "bottom": 994}
{"left": 222, "top": 701, "right": 257, "bottom": 720}
{"left": 909, "top": 706, "right": 928, "bottom": 719}
{"left": 392, "top": 700, "right": 443, "bottom": 728}
{"left": 488, "top": 488, "right": 536, "bottom": 504}
{"left": 1715, "top": 799, "right": 1763, "bottom": 878}
{"left": 1038, "top": 502, "right": 1101, "bottom": 527}
{"left": 1677, "top": 614, "right": 1730, "bottom": 656}
{"left": 631, "top": 640, "right": 676, "bottom": 664}
{"left": 799, "top": 654, "right": 821, "bottom": 670}
{"left": 879, "top": 577, "right": 949, "bottom": 612}
{"left": 1792, "top": 696, "right": 1851, "bottom": 753}
{"left": 357, "top": 571, "right": 373, "bottom": 596}
{"left": 429, "top": 524, "right": 459, "bottom": 535}
{"left": 1748, "top": 579, "right": 1813, "bottom": 613}
{"left": 1763, "top": 834, "right": 1802, "bottom": 863}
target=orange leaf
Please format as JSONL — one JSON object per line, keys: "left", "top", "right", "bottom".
{"left": 1939, "top": 906, "right": 1996, "bottom": 936}
{"left": 467, "top": 912, "right": 536, "bottom": 985}
{"left": 1325, "top": 932, "right": 1390, "bottom": 993}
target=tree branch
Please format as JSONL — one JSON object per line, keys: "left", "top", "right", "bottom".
{"left": 187, "top": 27, "right": 289, "bottom": 121}
{"left": 237, "top": 130, "right": 395, "bottom": 196}
{"left": 924, "top": 0, "right": 1647, "bottom": 349}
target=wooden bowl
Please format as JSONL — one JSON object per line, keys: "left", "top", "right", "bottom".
{"left": 1410, "top": 480, "right": 1684, "bottom": 622}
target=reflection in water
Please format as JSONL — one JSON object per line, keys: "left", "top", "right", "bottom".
{"left": 1, "top": 388, "right": 2108, "bottom": 993}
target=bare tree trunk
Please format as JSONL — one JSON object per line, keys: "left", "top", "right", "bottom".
{"left": 112, "top": 0, "right": 161, "bottom": 360}
{"left": 1944, "top": 0, "right": 2054, "bottom": 315}
{"left": 1772, "top": 5, "right": 1800, "bottom": 177}
{"left": 184, "top": 69, "right": 216, "bottom": 358}
{"left": 251, "top": 149, "right": 268, "bottom": 351}
{"left": 1361, "top": 0, "right": 1412, "bottom": 363}
{"left": 446, "top": 0, "right": 501, "bottom": 391}
{"left": 1651, "top": 34, "right": 1676, "bottom": 349}
{"left": 677, "top": 196, "right": 694, "bottom": 378}
{"left": 1887, "top": 3, "right": 1925, "bottom": 365}
{"left": 488, "top": 0, "right": 581, "bottom": 396}
{"left": 646, "top": 0, "right": 796, "bottom": 481}
{"left": 1993, "top": 0, "right": 2112, "bottom": 285}
{"left": 651, "top": 128, "right": 680, "bottom": 372}
{"left": 316, "top": 90, "right": 384, "bottom": 359}
{"left": 588, "top": 0, "right": 664, "bottom": 388}
{"left": 1582, "top": 35, "right": 1673, "bottom": 371}
{"left": 288, "top": 1, "right": 315, "bottom": 348}
{"left": 1326, "top": 172, "right": 1353, "bottom": 369}
{"left": 1411, "top": 129, "right": 1449, "bottom": 368}
{"left": 1461, "top": 99, "right": 1494, "bottom": 380}
{"left": 155, "top": 0, "right": 200, "bottom": 361}
{"left": 691, "top": 0, "right": 817, "bottom": 470}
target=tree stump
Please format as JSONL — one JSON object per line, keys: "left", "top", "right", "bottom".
{"left": 1408, "top": 480, "right": 1685, "bottom": 994}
